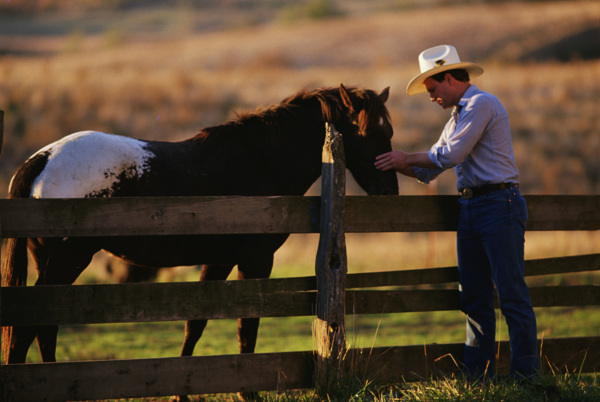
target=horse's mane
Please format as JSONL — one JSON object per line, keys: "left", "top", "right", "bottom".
{"left": 193, "top": 86, "right": 386, "bottom": 141}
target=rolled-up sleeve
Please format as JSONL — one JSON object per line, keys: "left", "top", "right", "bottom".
{"left": 428, "top": 97, "right": 493, "bottom": 169}
{"left": 412, "top": 165, "right": 444, "bottom": 184}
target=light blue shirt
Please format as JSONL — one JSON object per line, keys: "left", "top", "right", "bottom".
{"left": 412, "top": 85, "right": 519, "bottom": 191}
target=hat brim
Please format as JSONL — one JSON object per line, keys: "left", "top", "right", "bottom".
{"left": 406, "top": 62, "right": 484, "bottom": 96}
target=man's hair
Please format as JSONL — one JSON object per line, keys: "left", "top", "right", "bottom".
{"left": 430, "top": 69, "right": 470, "bottom": 83}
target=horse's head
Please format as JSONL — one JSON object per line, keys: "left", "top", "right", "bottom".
{"left": 333, "top": 84, "right": 399, "bottom": 195}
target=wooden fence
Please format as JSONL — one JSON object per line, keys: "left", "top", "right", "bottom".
{"left": 0, "top": 125, "right": 599, "bottom": 400}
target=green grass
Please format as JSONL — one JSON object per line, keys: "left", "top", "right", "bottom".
{"left": 22, "top": 305, "right": 599, "bottom": 364}
{"left": 14, "top": 246, "right": 600, "bottom": 400}
{"left": 17, "top": 273, "right": 598, "bottom": 400}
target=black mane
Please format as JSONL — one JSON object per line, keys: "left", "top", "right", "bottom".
{"left": 193, "top": 86, "right": 354, "bottom": 141}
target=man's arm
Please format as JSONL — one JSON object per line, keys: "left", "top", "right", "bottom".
{"left": 375, "top": 150, "right": 438, "bottom": 178}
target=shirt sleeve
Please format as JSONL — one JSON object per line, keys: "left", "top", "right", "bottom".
{"left": 412, "top": 166, "right": 444, "bottom": 184}
{"left": 428, "top": 95, "right": 494, "bottom": 169}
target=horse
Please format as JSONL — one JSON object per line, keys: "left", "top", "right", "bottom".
{"left": 1, "top": 85, "right": 398, "bottom": 377}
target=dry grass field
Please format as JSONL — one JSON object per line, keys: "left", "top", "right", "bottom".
{"left": 1, "top": 1, "right": 600, "bottom": 195}
{"left": 2, "top": 1, "right": 599, "bottom": 282}
{"left": 1, "top": 7, "right": 599, "bottom": 401}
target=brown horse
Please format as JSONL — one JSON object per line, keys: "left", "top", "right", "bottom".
{"left": 2, "top": 85, "right": 398, "bottom": 372}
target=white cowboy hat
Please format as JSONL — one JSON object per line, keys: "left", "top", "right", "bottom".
{"left": 406, "top": 45, "right": 484, "bottom": 96}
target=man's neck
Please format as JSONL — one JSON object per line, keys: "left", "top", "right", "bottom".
{"left": 453, "top": 83, "right": 471, "bottom": 106}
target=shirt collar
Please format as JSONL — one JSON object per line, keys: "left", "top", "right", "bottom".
{"left": 458, "top": 84, "right": 479, "bottom": 108}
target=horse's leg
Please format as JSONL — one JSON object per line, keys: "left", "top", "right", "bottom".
{"left": 174, "top": 264, "right": 235, "bottom": 402}
{"left": 6, "top": 326, "right": 38, "bottom": 364}
{"left": 35, "top": 326, "right": 60, "bottom": 362}
{"left": 179, "top": 263, "right": 235, "bottom": 357}
{"left": 235, "top": 254, "right": 274, "bottom": 402}
{"left": 15, "top": 238, "right": 97, "bottom": 363}
{"left": 236, "top": 254, "right": 274, "bottom": 355}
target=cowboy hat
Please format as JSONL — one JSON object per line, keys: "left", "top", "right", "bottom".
{"left": 406, "top": 45, "right": 484, "bottom": 96}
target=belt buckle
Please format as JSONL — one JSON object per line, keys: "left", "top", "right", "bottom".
{"left": 460, "top": 187, "right": 473, "bottom": 199}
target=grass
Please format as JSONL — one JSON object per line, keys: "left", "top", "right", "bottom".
{"left": 16, "top": 230, "right": 598, "bottom": 364}
{"left": 22, "top": 306, "right": 596, "bottom": 365}
{"left": 22, "top": 309, "right": 599, "bottom": 401}
{"left": 12, "top": 229, "right": 597, "bottom": 399}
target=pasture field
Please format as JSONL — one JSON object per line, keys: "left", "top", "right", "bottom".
{"left": 16, "top": 230, "right": 599, "bottom": 399}
{"left": 20, "top": 231, "right": 600, "bottom": 364}
{"left": 2, "top": 1, "right": 599, "bottom": 400}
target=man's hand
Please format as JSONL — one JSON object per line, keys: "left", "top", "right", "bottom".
{"left": 375, "top": 150, "right": 410, "bottom": 172}
{"left": 376, "top": 150, "right": 437, "bottom": 178}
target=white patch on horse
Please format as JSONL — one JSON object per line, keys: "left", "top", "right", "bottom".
{"left": 30, "top": 131, "right": 155, "bottom": 198}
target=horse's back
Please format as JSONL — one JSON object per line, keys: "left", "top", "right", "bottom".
{"left": 18, "top": 131, "right": 155, "bottom": 199}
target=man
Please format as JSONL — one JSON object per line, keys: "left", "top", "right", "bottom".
{"left": 375, "top": 45, "right": 539, "bottom": 380}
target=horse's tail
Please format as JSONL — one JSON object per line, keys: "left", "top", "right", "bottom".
{"left": 1, "top": 237, "right": 28, "bottom": 363}
{"left": 1, "top": 152, "right": 47, "bottom": 363}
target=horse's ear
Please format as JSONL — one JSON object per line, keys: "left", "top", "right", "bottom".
{"left": 379, "top": 86, "right": 390, "bottom": 103}
{"left": 339, "top": 84, "right": 355, "bottom": 114}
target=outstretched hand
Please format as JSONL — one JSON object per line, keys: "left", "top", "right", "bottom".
{"left": 375, "top": 150, "right": 409, "bottom": 172}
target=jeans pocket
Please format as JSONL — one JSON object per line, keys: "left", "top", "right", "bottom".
{"left": 510, "top": 191, "right": 528, "bottom": 226}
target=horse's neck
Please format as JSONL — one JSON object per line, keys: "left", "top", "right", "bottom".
{"left": 265, "top": 109, "right": 328, "bottom": 194}
{"left": 248, "top": 110, "right": 328, "bottom": 195}
{"left": 192, "top": 101, "right": 330, "bottom": 195}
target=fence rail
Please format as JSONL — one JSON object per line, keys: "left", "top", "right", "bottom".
{"left": 2, "top": 338, "right": 599, "bottom": 401}
{"left": 0, "top": 194, "right": 597, "bottom": 237}
{"left": 1, "top": 254, "right": 598, "bottom": 327}
{"left": 1, "top": 194, "right": 599, "bottom": 400}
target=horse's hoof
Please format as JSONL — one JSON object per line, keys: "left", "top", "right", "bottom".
{"left": 171, "top": 395, "right": 190, "bottom": 402}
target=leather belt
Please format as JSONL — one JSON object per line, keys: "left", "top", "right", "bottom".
{"left": 459, "top": 183, "right": 518, "bottom": 199}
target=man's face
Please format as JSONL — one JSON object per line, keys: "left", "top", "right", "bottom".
{"left": 424, "top": 75, "right": 456, "bottom": 110}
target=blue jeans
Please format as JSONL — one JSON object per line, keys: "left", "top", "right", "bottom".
{"left": 457, "top": 188, "right": 539, "bottom": 380}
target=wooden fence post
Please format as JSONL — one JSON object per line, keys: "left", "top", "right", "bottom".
{"left": 314, "top": 122, "right": 348, "bottom": 394}
{"left": 0, "top": 110, "right": 3, "bottom": 354}
{"left": 0, "top": 109, "right": 4, "bottom": 156}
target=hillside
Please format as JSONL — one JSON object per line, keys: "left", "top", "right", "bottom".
{"left": 0, "top": 1, "right": 599, "bottom": 196}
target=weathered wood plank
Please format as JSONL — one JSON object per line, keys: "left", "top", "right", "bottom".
{"left": 346, "top": 253, "right": 600, "bottom": 288}
{"left": 525, "top": 195, "right": 600, "bottom": 231}
{"left": 0, "top": 351, "right": 314, "bottom": 401}
{"left": 4, "top": 253, "right": 596, "bottom": 326}
{"left": 347, "top": 289, "right": 460, "bottom": 314}
{"left": 347, "top": 285, "right": 599, "bottom": 315}
{"left": 2, "top": 284, "right": 596, "bottom": 326}
{"left": 528, "top": 285, "right": 599, "bottom": 308}
{"left": 0, "top": 282, "right": 316, "bottom": 325}
{"left": 344, "top": 195, "right": 600, "bottom": 232}
{"left": 0, "top": 196, "right": 320, "bottom": 237}
{"left": 524, "top": 253, "right": 600, "bottom": 277}
{"left": 1, "top": 337, "right": 598, "bottom": 401}
{"left": 347, "top": 267, "right": 458, "bottom": 288}
{"left": 345, "top": 195, "right": 460, "bottom": 232}
{"left": 0, "top": 195, "right": 597, "bottom": 237}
